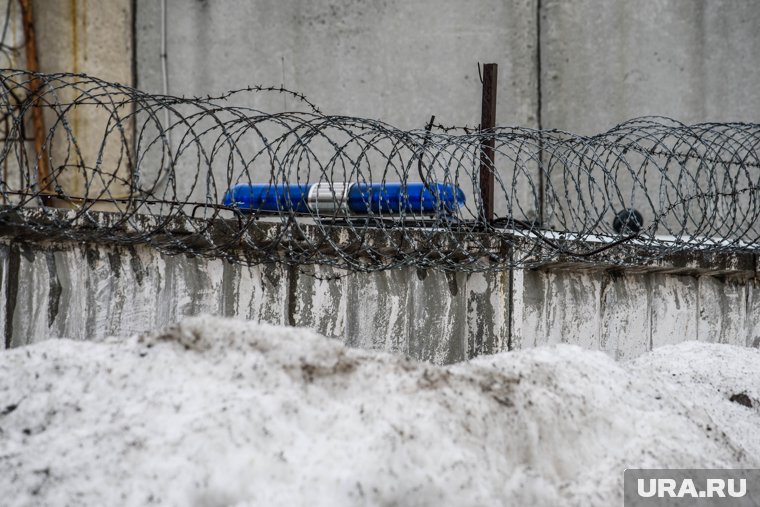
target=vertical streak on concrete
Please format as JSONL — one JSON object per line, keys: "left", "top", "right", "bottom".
{"left": 0, "top": 245, "right": 10, "bottom": 348}
{"left": 290, "top": 265, "right": 348, "bottom": 338}
{"left": 651, "top": 274, "right": 699, "bottom": 347}
{"left": 697, "top": 276, "right": 719, "bottom": 343}
{"left": 11, "top": 245, "right": 51, "bottom": 347}
{"left": 465, "top": 270, "right": 506, "bottom": 358}
{"left": 647, "top": 273, "right": 653, "bottom": 351}
{"left": 599, "top": 273, "right": 649, "bottom": 360}
{"left": 286, "top": 264, "right": 297, "bottom": 327}
{"left": 246, "top": 264, "right": 288, "bottom": 326}
{"left": 515, "top": 269, "right": 547, "bottom": 349}
{"left": 748, "top": 282, "right": 760, "bottom": 348}
{"left": 695, "top": 274, "right": 701, "bottom": 342}
{"left": 713, "top": 279, "right": 746, "bottom": 346}
{"left": 0, "top": 246, "right": 6, "bottom": 346}
{"left": 406, "top": 268, "right": 467, "bottom": 365}
{"left": 507, "top": 264, "right": 514, "bottom": 351}
{"left": 4, "top": 244, "right": 19, "bottom": 349}
{"left": 220, "top": 260, "right": 240, "bottom": 317}
{"left": 45, "top": 251, "right": 62, "bottom": 328}
{"left": 745, "top": 281, "right": 756, "bottom": 348}
{"left": 597, "top": 272, "right": 606, "bottom": 352}
{"left": 508, "top": 267, "right": 527, "bottom": 350}
{"left": 346, "top": 269, "right": 411, "bottom": 355}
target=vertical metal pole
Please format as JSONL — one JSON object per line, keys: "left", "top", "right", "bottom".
{"left": 19, "top": 0, "right": 52, "bottom": 206}
{"left": 479, "top": 63, "right": 497, "bottom": 223}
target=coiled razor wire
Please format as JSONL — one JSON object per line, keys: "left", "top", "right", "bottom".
{"left": 0, "top": 70, "right": 759, "bottom": 273}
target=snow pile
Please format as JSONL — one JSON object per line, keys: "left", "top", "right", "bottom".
{"left": 0, "top": 316, "right": 758, "bottom": 506}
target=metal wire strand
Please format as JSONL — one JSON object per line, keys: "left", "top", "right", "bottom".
{"left": 0, "top": 70, "right": 758, "bottom": 273}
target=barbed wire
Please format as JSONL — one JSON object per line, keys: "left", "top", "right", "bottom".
{"left": 0, "top": 70, "right": 758, "bottom": 273}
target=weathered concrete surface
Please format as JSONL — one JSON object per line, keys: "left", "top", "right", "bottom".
{"left": 136, "top": 0, "right": 538, "bottom": 130}
{"left": 289, "top": 265, "right": 507, "bottom": 364}
{"left": 540, "top": 0, "right": 760, "bottom": 133}
{"left": 3, "top": 234, "right": 759, "bottom": 362}
{"left": 2, "top": 241, "right": 287, "bottom": 348}
{"left": 2, "top": 238, "right": 511, "bottom": 362}
{"left": 512, "top": 269, "right": 603, "bottom": 350}
{"left": 511, "top": 268, "right": 760, "bottom": 360}
{"left": 35, "top": 0, "right": 132, "bottom": 81}
{"left": 1, "top": 206, "right": 758, "bottom": 360}
{"left": 32, "top": 0, "right": 134, "bottom": 202}
{"left": 540, "top": 0, "right": 760, "bottom": 236}
{"left": 134, "top": 0, "right": 541, "bottom": 220}
{"left": 0, "top": 3, "right": 35, "bottom": 206}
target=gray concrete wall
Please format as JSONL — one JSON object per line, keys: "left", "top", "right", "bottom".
{"left": 31, "top": 0, "right": 134, "bottom": 201}
{"left": 512, "top": 268, "right": 760, "bottom": 361}
{"left": 541, "top": 0, "right": 760, "bottom": 133}
{"left": 2, "top": 238, "right": 758, "bottom": 363}
{"left": 131, "top": 0, "right": 760, "bottom": 228}
{"left": 0, "top": 239, "right": 507, "bottom": 363}
{"left": 10, "top": 1, "right": 754, "bottom": 226}
{"left": 4, "top": 1, "right": 760, "bottom": 362}
{"left": 134, "top": 0, "right": 541, "bottom": 221}
{"left": 135, "top": 0, "right": 538, "bottom": 131}
{"left": 134, "top": 0, "right": 760, "bottom": 131}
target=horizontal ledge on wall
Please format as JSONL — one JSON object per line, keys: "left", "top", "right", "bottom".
{"left": 0, "top": 205, "right": 757, "bottom": 278}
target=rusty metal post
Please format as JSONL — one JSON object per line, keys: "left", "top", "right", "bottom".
{"left": 19, "top": 0, "right": 52, "bottom": 206}
{"left": 479, "top": 63, "right": 497, "bottom": 223}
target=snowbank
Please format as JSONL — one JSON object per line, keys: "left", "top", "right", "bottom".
{"left": 0, "top": 316, "right": 758, "bottom": 506}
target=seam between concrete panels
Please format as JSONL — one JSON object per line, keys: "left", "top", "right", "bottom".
{"left": 535, "top": 0, "right": 545, "bottom": 224}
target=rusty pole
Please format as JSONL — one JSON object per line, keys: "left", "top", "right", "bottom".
{"left": 479, "top": 63, "right": 497, "bottom": 224}
{"left": 19, "top": 0, "right": 52, "bottom": 206}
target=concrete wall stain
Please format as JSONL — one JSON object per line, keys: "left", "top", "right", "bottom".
{"left": 45, "top": 251, "right": 62, "bottom": 327}
{"left": 0, "top": 237, "right": 758, "bottom": 362}
{"left": 4, "top": 244, "right": 20, "bottom": 349}
{"left": 85, "top": 247, "right": 99, "bottom": 270}
{"left": 128, "top": 246, "right": 145, "bottom": 286}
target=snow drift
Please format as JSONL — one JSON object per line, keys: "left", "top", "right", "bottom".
{"left": 0, "top": 316, "right": 758, "bottom": 506}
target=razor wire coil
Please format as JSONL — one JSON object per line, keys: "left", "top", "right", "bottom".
{"left": 0, "top": 70, "right": 758, "bottom": 273}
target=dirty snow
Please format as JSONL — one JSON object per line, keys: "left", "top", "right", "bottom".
{"left": 0, "top": 316, "right": 758, "bottom": 506}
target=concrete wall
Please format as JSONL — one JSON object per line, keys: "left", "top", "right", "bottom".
{"left": 130, "top": 0, "right": 760, "bottom": 227}
{"left": 541, "top": 0, "right": 760, "bottom": 133}
{"left": 512, "top": 269, "right": 760, "bottom": 361}
{"left": 17, "top": 0, "right": 755, "bottom": 141}
{"left": 4, "top": 1, "right": 760, "bottom": 361}
{"left": 135, "top": 0, "right": 538, "bottom": 131}
{"left": 1, "top": 0, "right": 134, "bottom": 201}
{"left": 8, "top": 0, "right": 756, "bottom": 220}
{"left": 0, "top": 239, "right": 507, "bottom": 363}
{"left": 2, "top": 237, "right": 758, "bottom": 363}
{"left": 134, "top": 0, "right": 760, "bottom": 132}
